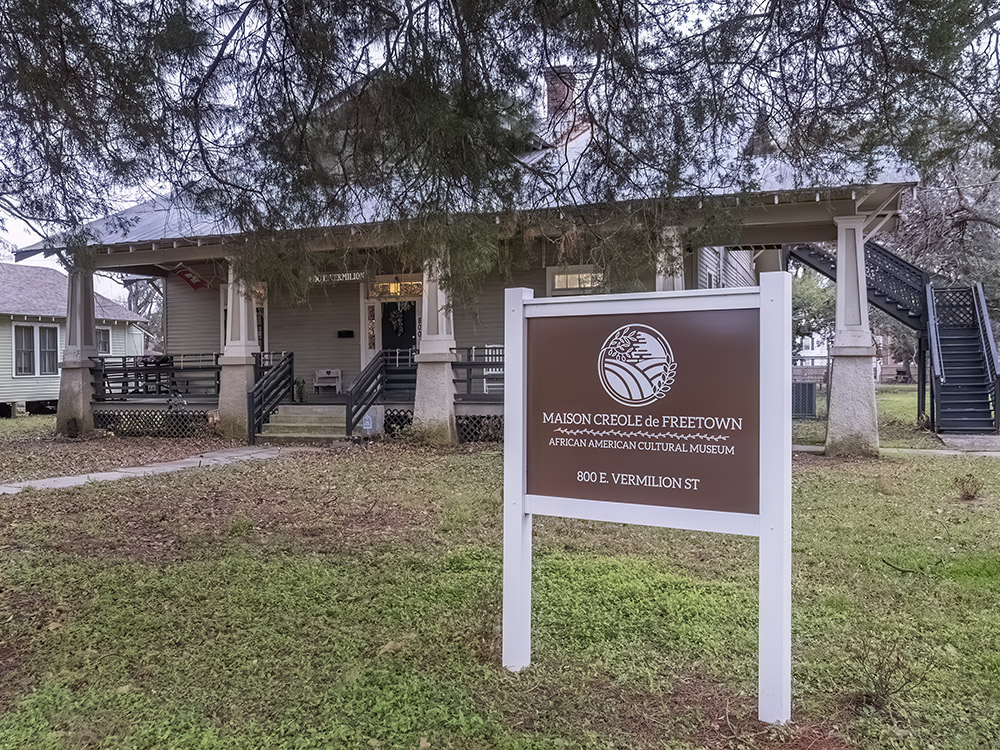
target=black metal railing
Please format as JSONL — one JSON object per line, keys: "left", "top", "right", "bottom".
{"left": 247, "top": 352, "right": 295, "bottom": 444}
{"left": 973, "top": 282, "right": 1000, "bottom": 431}
{"left": 345, "top": 349, "right": 417, "bottom": 437}
{"left": 865, "top": 240, "right": 929, "bottom": 321}
{"left": 789, "top": 241, "right": 929, "bottom": 329}
{"left": 92, "top": 353, "right": 221, "bottom": 401}
{"left": 926, "top": 285, "right": 945, "bottom": 430}
{"left": 452, "top": 346, "right": 504, "bottom": 403}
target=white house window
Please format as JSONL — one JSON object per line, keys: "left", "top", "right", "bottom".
{"left": 39, "top": 327, "right": 59, "bottom": 374}
{"left": 14, "top": 325, "right": 34, "bottom": 376}
{"left": 547, "top": 265, "right": 603, "bottom": 296}
{"left": 96, "top": 327, "right": 112, "bottom": 355}
{"left": 13, "top": 324, "right": 59, "bottom": 377}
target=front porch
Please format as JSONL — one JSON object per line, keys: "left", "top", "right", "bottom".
{"left": 88, "top": 344, "right": 505, "bottom": 442}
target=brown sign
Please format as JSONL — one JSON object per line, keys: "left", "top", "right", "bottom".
{"left": 526, "top": 308, "right": 760, "bottom": 514}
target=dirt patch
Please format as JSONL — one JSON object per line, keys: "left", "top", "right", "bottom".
{"left": 0, "top": 451, "right": 427, "bottom": 562}
{"left": 488, "top": 669, "right": 856, "bottom": 750}
{"left": 0, "top": 429, "right": 239, "bottom": 484}
{"left": 0, "top": 588, "right": 52, "bottom": 712}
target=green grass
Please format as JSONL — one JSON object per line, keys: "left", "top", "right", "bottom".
{"left": 0, "top": 414, "right": 54, "bottom": 437}
{"left": 793, "top": 385, "right": 943, "bottom": 449}
{"left": 2, "top": 446, "right": 1000, "bottom": 748}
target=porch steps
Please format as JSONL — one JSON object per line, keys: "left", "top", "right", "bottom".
{"left": 256, "top": 404, "right": 348, "bottom": 444}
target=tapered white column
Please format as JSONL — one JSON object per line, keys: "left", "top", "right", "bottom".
{"left": 655, "top": 227, "right": 685, "bottom": 291}
{"left": 217, "top": 264, "right": 261, "bottom": 438}
{"left": 413, "top": 261, "right": 457, "bottom": 442}
{"left": 826, "top": 216, "right": 879, "bottom": 456}
{"left": 57, "top": 266, "right": 99, "bottom": 435}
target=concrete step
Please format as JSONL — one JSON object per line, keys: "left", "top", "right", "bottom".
{"left": 267, "top": 413, "right": 346, "bottom": 426}
{"left": 275, "top": 404, "right": 346, "bottom": 416}
{"left": 255, "top": 432, "right": 351, "bottom": 445}
{"left": 261, "top": 422, "right": 345, "bottom": 437}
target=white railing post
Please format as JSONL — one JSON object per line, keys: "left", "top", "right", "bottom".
{"left": 503, "top": 287, "right": 534, "bottom": 671}
{"left": 758, "top": 271, "right": 792, "bottom": 723}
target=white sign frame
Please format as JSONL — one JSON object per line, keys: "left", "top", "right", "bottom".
{"left": 502, "top": 272, "right": 791, "bottom": 724}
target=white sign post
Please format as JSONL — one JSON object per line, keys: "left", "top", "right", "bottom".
{"left": 502, "top": 272, "right": 792, "bottom": 724}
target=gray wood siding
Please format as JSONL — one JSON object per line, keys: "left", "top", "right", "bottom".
{"left": 164, "top": 273, "right": 221, "bottom": 353}
{"left": 698, "top": 247, "right": 721, "bottom": 289}
{"left": 722, "top": 248, "right": 756, "bottom": 288}
{"left": 453, "top": 266, "right": 547, "bottom": 349}
{"left": 269, "top": 282, "right": 362, "bottom": 387}
{"left": 0, "top": 320, "right": 138, "bottom": 403}
{"left": 0, "top": 317, "right": 62, "bottom": 402}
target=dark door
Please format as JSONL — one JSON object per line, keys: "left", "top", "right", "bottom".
{"left": 381, "top": 301, "right": 417, "bottom": 351}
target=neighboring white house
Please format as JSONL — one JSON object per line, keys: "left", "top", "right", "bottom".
{"left": 0, "top": 262, "right": 145, "bottom": 416}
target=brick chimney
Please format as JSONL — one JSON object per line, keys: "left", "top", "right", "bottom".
{"left": 543, "top": 66, "right": 577, "bottom": 124}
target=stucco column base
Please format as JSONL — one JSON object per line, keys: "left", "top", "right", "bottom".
{"left": 56, "top": 364, "right": 95, "bottom": 436}
{"left": 826, "top": 348, "right": 879, "bottom": 457}
{"left": 218, "top": 355, "right": 256, "bottom": 439}
{"left": 413, "top": 352, "right": 457, "bottom": 444}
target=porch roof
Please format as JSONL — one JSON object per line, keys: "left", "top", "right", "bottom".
{"left": 16, "top": 124, "right": 917, "bottom": 271}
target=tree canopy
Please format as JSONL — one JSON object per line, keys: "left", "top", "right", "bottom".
{"left": 3, "top": 0, "right": 1000, "bottom": 291}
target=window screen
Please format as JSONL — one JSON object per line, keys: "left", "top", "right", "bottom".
{"left": 39, "top": 327, "right": 58, "bottom": 374}
{"left": 14, "top": 326, "right": 35, "bottom": 375}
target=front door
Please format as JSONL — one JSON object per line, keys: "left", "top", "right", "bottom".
{"left": 381, "top": 301, "right": 417, "bottom": 351}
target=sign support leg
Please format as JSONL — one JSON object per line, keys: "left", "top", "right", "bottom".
{"left": 503, "top": 287, "right": 534, "bottom": 671}
{"left": 758, "top": 271, "right": 792, "bottom": 723}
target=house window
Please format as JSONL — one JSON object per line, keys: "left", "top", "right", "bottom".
{"left": 14, "top": 325, "right": 34, "bottom": 376}
{"left": 547, "top": 265, "right": 603, "bottom": 296}
{"left": 12, "top": 324, "right": 59, "bottom": 377}
{"left": 39, "top": 327, "right": 59, "bottom": 375}
{"left": 96, "top": 327, "right": 112, "bottom": 355}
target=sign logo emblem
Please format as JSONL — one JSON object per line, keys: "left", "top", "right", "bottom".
{"left": 598, "top": 324, "right": 677, "bottom": 407}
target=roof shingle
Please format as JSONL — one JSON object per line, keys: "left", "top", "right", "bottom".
{"left": 0, "top": 263, "right": 144, "bottom": 322}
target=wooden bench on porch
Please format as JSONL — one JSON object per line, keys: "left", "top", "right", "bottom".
{"left": 313, "top": 368, "right": 342, "bottom": 394}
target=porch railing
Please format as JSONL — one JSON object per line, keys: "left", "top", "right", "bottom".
{"left": 345, "top": 349, "right": 418, "bottom": 437}
{"left": 247, "top": 352, "right": 295, "bottom": 444}
{"left": 92, "top": 353, "right": 221, "bottom": 401}
{"left": 452, "top": 346, "right": 504, "bottom": 403}
{"left": 91, "top": 352, "right": 288, "bottom": 403}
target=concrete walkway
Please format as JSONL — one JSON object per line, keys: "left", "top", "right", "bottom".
{"left": 793, "top": 444, "right": 1000, "bottom": 458}
{"left": 0, "top": 446, "right": 305, "bottom": 496}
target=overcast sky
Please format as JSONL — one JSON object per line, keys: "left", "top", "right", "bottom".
{"left": 1, "top": 220, "right": 127, "bottom": 301}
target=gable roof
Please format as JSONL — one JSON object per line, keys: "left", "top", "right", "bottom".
{"left": 0, "top": 263, "right": 144, "bottom": 322}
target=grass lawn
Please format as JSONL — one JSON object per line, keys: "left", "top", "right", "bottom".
{"left": 0, "top": 416, "right": 237, "bottom": 484}
{"left": 1, "top": 444, "right": 999, "bottom": 749}
{"left": 793, "top": 385, "right": 943, "bottom": 450}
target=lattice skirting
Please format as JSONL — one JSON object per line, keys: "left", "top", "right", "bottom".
{"left": 384, "top": 408, "right": 414, "bottom": 435}
{"left": 456, "top": 414, "right": 503, "bottom": 443}
{"left": 94, "top": 410, "right": 212, "bottom": 438}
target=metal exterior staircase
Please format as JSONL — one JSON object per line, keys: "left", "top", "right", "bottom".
{"left": 927, "top": 285, "right": 999, "bottom": 433}
{"left": 788, "top": 242, "right": 928, "bottom": 327}
{"left": 788, "top": 241, "right": 999, "bottom": 434}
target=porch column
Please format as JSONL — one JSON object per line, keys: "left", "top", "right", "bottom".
{"left": 413, "top": 262, "right": 457, "bottom": 443}
{"left": 217, "top": 265, "right": 260, "bottom": 438}
{"left": 826, "top": 216, "right": 879, "bottom": 456}
{"left": 57, "top": 267, "right": 98, "bottom": 436}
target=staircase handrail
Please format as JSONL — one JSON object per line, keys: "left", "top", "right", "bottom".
{"left": 973, "top": 283, "right": 999, "bottom": 377}
{"left": 926, "top": 285, "right": 946, "bottom": 384}
{"left": 345, "top": 351, "right": 385, "bottom": 437}
{"left": 973, "top": 283, "right": 999, "bottom": 431}
{"left": 247, "top": 352, "right": 294, "bottom": 444}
